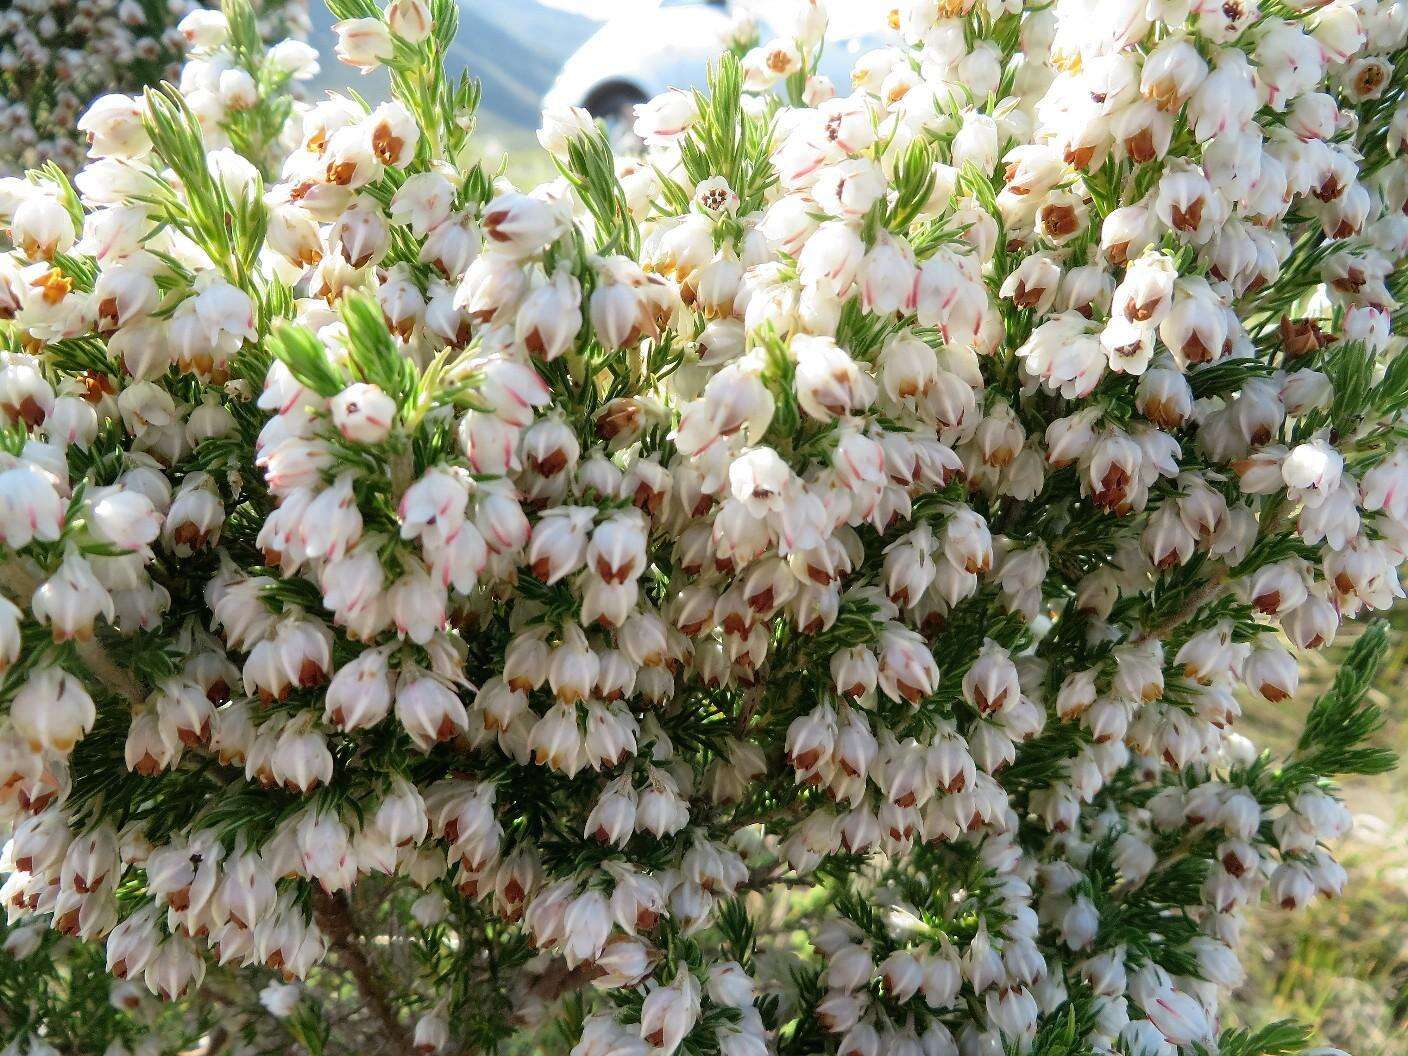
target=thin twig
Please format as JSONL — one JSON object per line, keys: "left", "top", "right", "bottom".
{"left": 737, "top": 865, "right": 812, "bottom": 894}
{"left": 312, "top": 890, "right": 416, "bottom": 1056}
{"left": 1132, "top": 572, "right": 1229, "bottom": 644}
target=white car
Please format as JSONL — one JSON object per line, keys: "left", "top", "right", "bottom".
{"left": 541, "top": 0, "right": 886, "bottom": 136}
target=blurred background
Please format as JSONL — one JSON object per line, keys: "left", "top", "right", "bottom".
{"left": 303, "top": 0, "right": 881, "bottom": 179}
{"left": 306, "top": 0, "right": 609, "bottom": 132}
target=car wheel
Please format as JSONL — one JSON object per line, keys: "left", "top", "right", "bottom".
{"left": 586, "top": 85, "right": 648, "bottom": 154}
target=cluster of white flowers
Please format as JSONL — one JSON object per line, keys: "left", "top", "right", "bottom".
{"left": 0, "top": 0, "right": 309, "bottom": 175}
{"left": 0, "top": 0, "right": 1405, "bottom": 1053}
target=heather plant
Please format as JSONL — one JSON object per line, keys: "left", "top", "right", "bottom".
{"left": 1, "top": 0, "right": 1406, "bottom": 1054}
{"left": 0, "top": 0, "right": 311, "bottom": 175}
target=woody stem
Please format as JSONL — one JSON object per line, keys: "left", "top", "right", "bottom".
{"left": 1132, "top": 572, "right": 1230, "bottom": 644}
{"left": 312, "top": 889, "right": 416, "bottom": 1056}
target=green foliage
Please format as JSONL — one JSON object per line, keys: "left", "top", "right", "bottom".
{"left": 883, "top": 139, "right": 940, "bottom": 234}
{"left": 676, "top": 55, "right": 776, "bottom": 215}
{"left": 1197, "top": 1021, "right": 1313, "bottom": 1056}
{"left": 141, "top": 85, "right": 268, "bottom": 285}
{"left": 1022, "top": 991, "right": 1102, "bottom": 1056}
{"left": 1282, "top": 621, "right": 1397, "bottom": 786}
{"left": 341, "top": 294, "right": 418, "bottom": 406}
{"left": 0, "top": 922, "right": 194, "bottom": 1056}
{"left": 325, "top": 0, "right": 482, "bottom": 163}
{"left": 269, "top": 322, "right": 346, "bottom": 398}
{"left": 34, "top": 162, "right": 86, "bottom": 232}
{"left": 558, "top": 127, "right": 640, "bottom": 258}
{"left": 220, "top": 0, "right": 298, "bottom": 172}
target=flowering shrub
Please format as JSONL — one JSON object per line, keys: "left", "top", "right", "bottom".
{"left": 1, "top": 0, "right": 1406, "bottom": 1053}
{"left": 0, "top": 0, "right": 310, "bottom": 175}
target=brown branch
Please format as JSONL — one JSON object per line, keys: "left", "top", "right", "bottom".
{"left": 311, "top": 890, "right": 415, "bottom": 1056}
{"left": 737, "top": 865, "right": 812, "bottom": 894}
{"left": 1131, "top": 572, "right": 1229, "bottom": 644}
